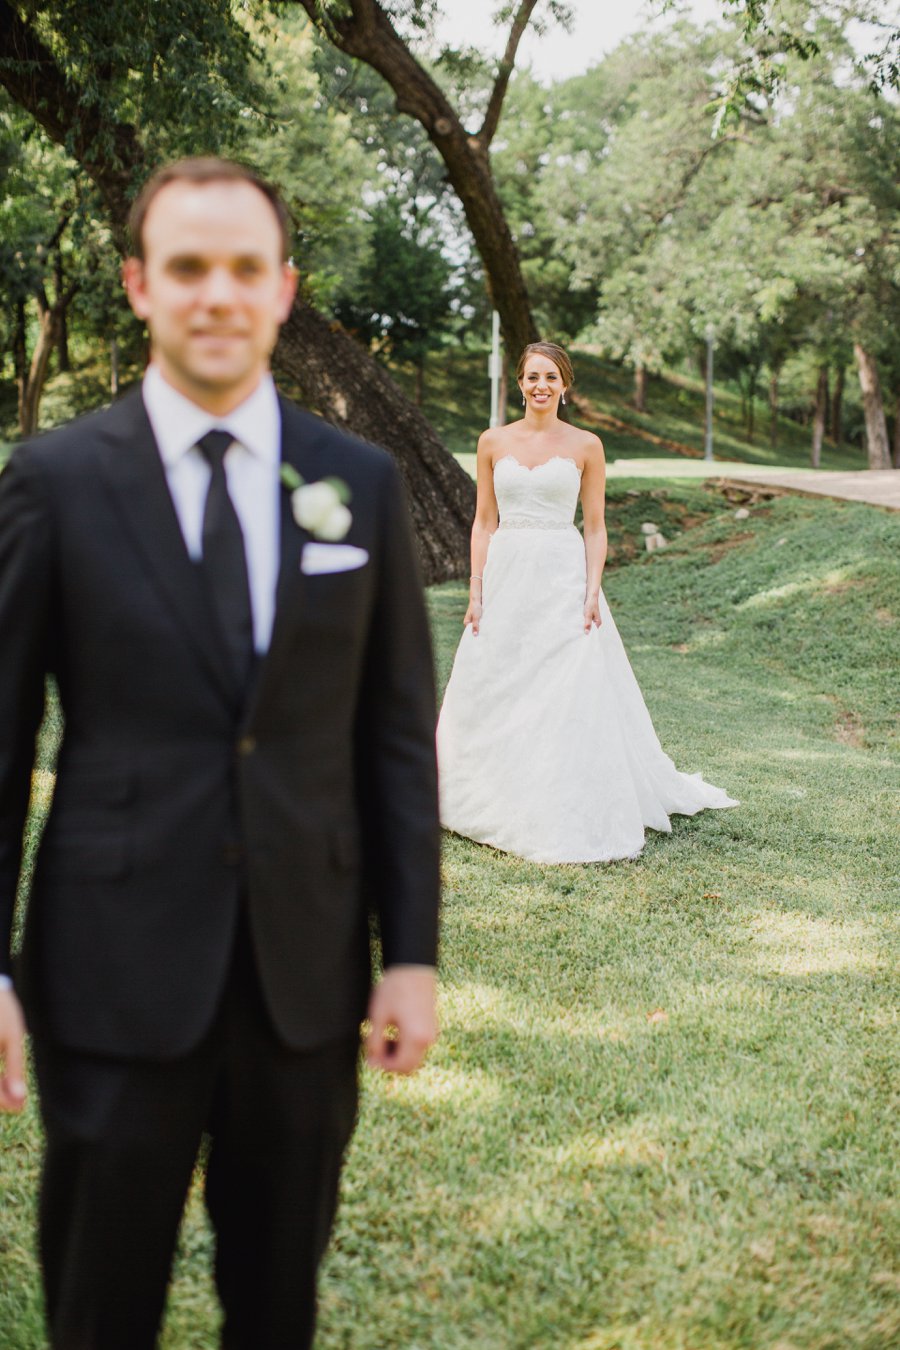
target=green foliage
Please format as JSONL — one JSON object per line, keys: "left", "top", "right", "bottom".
{"left": 0, "top": 91, "right": 142, "bottom": 433}
{"left": 27, "top": 0, "right": 272, "bottom": 168}
{"left": 490, "top": 70, "right": 603, "bottom": 340}
{"left": 242, "top": 15, "right": 374, "bottom": 306}
{"left": 532, "top": 14, "right": 899, "bottom": 452}
{"left": 332, "top": 200, "right": 455, "bottom": 368}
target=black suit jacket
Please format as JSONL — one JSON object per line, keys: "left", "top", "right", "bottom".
{"left": 0, "top": 387, "right": 440, "bottom": 1058}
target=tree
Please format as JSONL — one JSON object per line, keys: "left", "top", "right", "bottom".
{"left": 489, "top": 69, "right": 603, "bottom": 342}
{"left": 663, "top": 0, "right": 900, "bottom": 124}
{"left": 550, "top": 11, "right": 898, "bottom": 465}
{"left": 0, "top": 100, "right": 89, "bottom": 434}
{"left": 546, "top": 22, "right": 752, "bottom": 410}
{"left": 334, "top": 201, "right": 455, "bottom": 403}
{"left": 0, "top": 0, "right": 474, "bottom": 581}
{"left": 292, "top": 0, "right": 572, "bottom": 356}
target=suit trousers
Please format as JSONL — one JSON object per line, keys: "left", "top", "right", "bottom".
{"left": 32, "top": 914, "right": 360, "bottom": 1350}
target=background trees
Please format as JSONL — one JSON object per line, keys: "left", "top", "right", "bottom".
{"left": 536, "top": 12, "right": 899, "bottom": 465}
{"left": 1, "top": 0, "right": 897, "bottom": 524}
{"left": 0, "top": 0, "right": 477, "bottom": 580}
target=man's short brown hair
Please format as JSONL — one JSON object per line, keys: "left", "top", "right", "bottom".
{"left": 128, "top": 157, "right": 293, "bottom": 262}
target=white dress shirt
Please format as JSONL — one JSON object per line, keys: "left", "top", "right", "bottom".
{"left": 142, "top": 364, "right": 282, "bottom": 653}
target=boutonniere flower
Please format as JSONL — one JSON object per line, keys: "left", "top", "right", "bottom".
{"left": 280, "top": 464, "right": 352, "bottom": 542}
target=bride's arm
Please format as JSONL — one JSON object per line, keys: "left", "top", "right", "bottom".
{"left": 465, "top": 430, "right": 500, "bottom": 634}
{"left": 580, "top": 435, "right": 607, "bottom": 632}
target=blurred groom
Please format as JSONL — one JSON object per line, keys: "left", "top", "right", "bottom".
{"left": 0, "top": 157, "right": 440, "bottom": 1349}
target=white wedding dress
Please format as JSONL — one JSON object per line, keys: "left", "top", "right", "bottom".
{"left": 436, "top": 455, "right": 737, "bottom": 864}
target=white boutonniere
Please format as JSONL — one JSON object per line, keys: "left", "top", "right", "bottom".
{"left": 280, "top": 464, "right": 352, "bottom": 542}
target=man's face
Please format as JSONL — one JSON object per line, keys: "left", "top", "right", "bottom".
{"left": 123, "top": 179, "right": 297, "bottom": 412}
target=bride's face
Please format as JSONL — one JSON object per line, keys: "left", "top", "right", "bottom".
{"left": 519, "top": 357, "right": 566, "bottom": 411}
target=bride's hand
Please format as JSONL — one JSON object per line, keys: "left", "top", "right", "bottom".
{"left": 464, "top": 599, "right": 483, "bottom": 634}
{"left": 583, "top": 595, "right": 602, "bottom": 632}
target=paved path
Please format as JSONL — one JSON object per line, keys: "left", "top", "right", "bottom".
{"left": 608, "top": 458, "right": 900, "bottom": 511}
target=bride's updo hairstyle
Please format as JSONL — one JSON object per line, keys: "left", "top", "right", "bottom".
{"left": 516, "top": 341, "right": 575, "bottom": 389}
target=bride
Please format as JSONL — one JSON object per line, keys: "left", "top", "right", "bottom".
{"left": 436, "top": 341, "right": 737, "bottom": 864}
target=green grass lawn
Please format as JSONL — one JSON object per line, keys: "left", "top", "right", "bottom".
{"left": 2, "top": 488, "right": 898, "bottom": 1348}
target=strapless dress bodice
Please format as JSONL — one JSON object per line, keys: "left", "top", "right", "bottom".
{"left": 493, "top": 455, "right": 581, "bottom": 530}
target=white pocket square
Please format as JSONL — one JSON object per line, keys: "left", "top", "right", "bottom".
{"left": 300, "top": 542, "right": 369, "bottom": 575}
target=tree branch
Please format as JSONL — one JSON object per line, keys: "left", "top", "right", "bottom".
{"left": 0, "top": 0, "right": 140, "bottom": 241}
{"left": 479, "top": 0, "right": 540, "bottom": 149}
{"left": 294, "top": 0, "right": 539, "bottom": 351}
{"left": 647, "top": 131, "right": 747, "bottom": 226}
{"left": 297, "top": 0, "right": 464, "bottom": 139}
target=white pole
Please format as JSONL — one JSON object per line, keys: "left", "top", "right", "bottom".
{"left": 489, "top": 310, "right": 501, "bottom": 427}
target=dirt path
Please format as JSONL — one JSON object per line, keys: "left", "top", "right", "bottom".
{"left": 711, "top": 467, "right": 900, "bottom": 512}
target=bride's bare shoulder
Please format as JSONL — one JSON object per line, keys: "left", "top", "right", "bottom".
{"left": 477, "top": 422, "right": 523, "bottom": 463}
{"left": 572, "top": 427, "right": 605, "bottom": 465}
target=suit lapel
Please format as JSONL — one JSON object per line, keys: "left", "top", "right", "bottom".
{"left": 273, "top": 399, "right": 314, "bottom": 631}
{"left": 96, "top": 388, "right": 236, "bottom": 710}
{"left": 252, "top": 401, "right": 317, "bottom": 694}
{"left": 245, "top": 399, "right": 334, "bottom": 721}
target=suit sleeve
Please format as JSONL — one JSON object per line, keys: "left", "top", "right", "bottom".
{"left": 0, "top": 449, "right": 52, "bottom": 978}
{"left": 355, "top": 457, "right": 441, "bottom": 970}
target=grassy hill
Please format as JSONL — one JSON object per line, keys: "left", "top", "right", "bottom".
{"left": 394, "top": 348, "right": 868, "bottom": 472}
{"left": 2, "top": 346, "right": 870, "bottom": 476}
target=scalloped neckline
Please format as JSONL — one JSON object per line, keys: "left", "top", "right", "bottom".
{"left": 495, "top": 454, "right": 582, "bottom": 475}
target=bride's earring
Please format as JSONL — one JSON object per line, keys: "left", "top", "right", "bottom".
{"left": 561, "top": 391, "right": 567, "bottom": 406}
{"left": 522, "top": 392, "right": 526, "bottom": 406}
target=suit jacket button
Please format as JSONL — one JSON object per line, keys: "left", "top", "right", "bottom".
{"left": 237, "top": 735, "right": 257, "bottom": 755}
{"left": 223, "top": 843, "right": 243, "bottom": 866}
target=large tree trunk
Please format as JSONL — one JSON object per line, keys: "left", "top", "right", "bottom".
{"left": 811, "top": 365, "right": 828, "bottom": 468}
{"left": 275, "top": 307, "right": 472, "bottom": 582}
{"left": 0, "top": 0, "right": 473, "bottom": 582}
{"left": 633, "top": 363, "right": 647, "bottom": 413}
{"left": 830, "top": 364, "right": 844, "bottom": 444}
{"left": 297, "top": 0, "right": 540, "bottom": 358}
{"left": 853, "top": 342, "right": 891, "bottom": 469}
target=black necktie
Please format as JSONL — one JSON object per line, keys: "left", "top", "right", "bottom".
{"left": 197, "top": 430, "right": 254, "bottom": 693}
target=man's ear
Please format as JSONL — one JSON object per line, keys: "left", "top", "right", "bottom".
{"left": 122, "top": 258, "right": 150, "bottom": 321}
{"left": 276, "top": 260, "right": 299, "bottom": 324}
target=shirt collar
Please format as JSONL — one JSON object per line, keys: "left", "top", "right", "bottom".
{"left": 142, "top": 364, "right": 281, "bottom": 468}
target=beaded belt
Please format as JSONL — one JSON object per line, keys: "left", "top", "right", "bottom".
{"left": 498, "top": 517, "right": 574, "bottom": 531}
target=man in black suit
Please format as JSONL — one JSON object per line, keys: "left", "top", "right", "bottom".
{"left": 0, "top": 157, "right": 440, "bottom": 1348}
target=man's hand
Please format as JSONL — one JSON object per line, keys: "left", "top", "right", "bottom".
{"left": 0, "top": 987, "right": 27, "bottom": 1113}
{"left": 366, "top": 966, "right": 437, "bottom": 1075}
